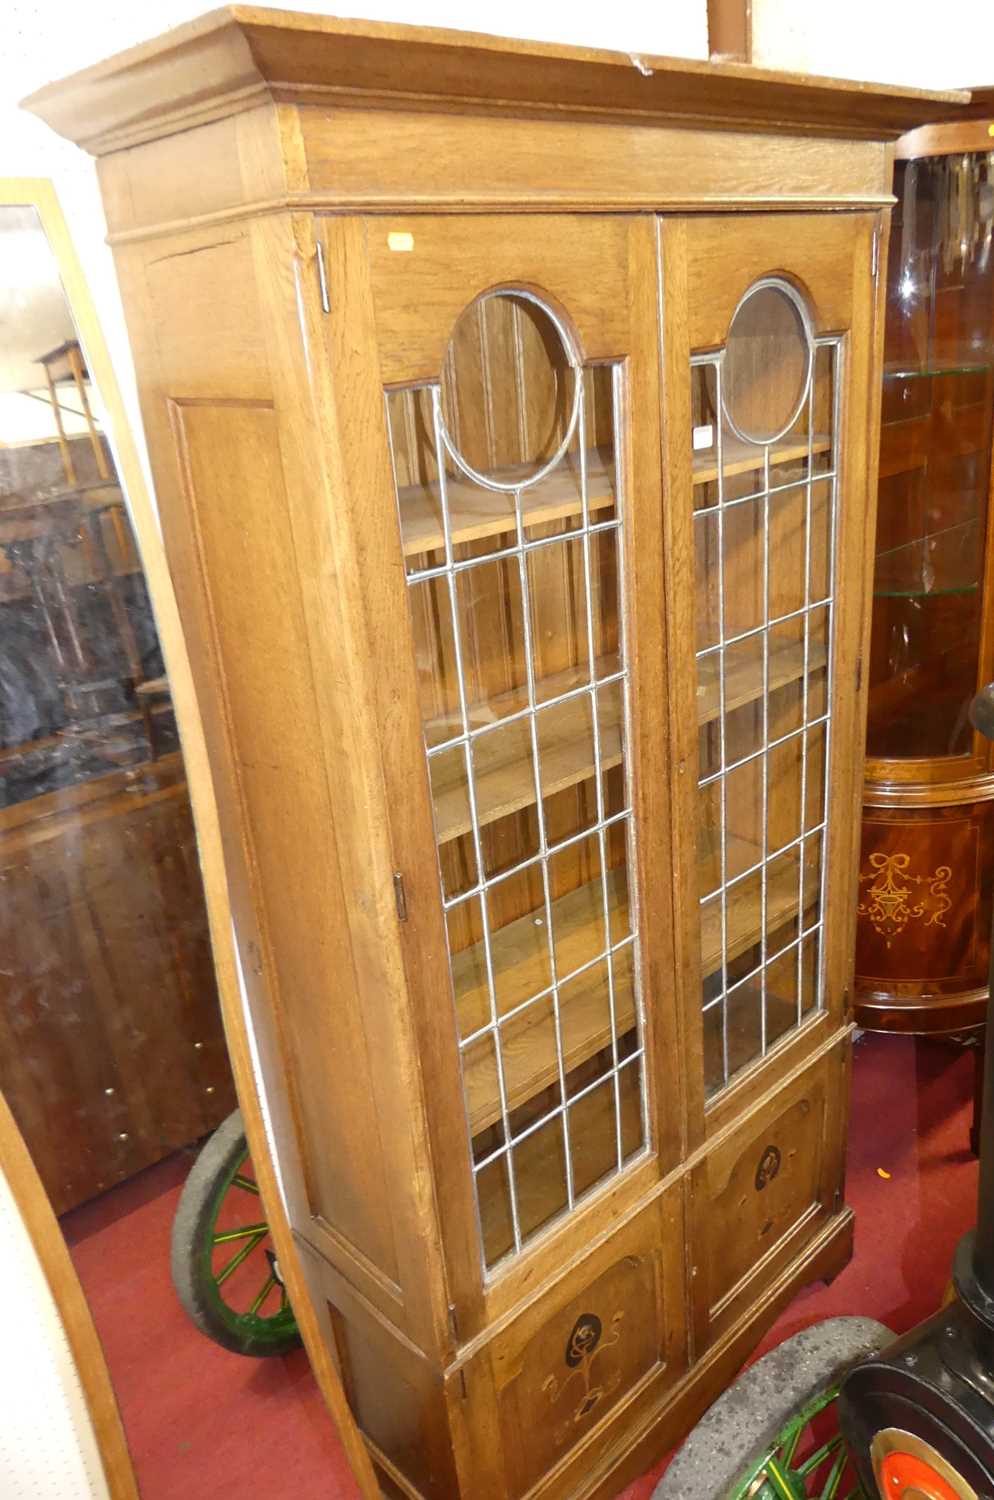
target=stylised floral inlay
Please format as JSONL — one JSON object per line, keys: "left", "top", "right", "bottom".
{"left": 543, "top": 1311, "right": 624, "bottom": 1445}
{"left": 857, "top": 852, "right": 952, "bottom": 945}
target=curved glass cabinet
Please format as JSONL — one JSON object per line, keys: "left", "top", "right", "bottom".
{"left": 857, "top": 134, "right": 994, "bottom": 1038}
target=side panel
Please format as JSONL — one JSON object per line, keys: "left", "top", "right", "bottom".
{"left": 109, "top": 216, "right": 443, "bottom": 1345}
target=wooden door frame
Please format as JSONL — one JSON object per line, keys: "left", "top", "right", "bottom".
{"left": 657, "top": 209, "right": 882, "bottom": 1149}
{"left": 349, "top": 211, "right": 680, "bottom": 1335}
{"left": 0, "top": 178, "right": 378, "bottom": 1499}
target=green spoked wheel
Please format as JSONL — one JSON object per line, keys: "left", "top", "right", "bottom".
{"left": 171, "top": 1108, "right": 301, "bottom": 1358}
{"left": 653, "top": 1318, "right": 892, "bottom": 1500}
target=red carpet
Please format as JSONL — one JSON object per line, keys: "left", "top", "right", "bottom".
{"left": 62, "top": 1031, "right": 979, "bottom": 1499}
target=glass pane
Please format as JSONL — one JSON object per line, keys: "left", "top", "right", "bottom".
{"left": 514, "top": 1113, "right": 569, "bottom": 1242}
{"left": 690, "top": 304, "right": 837, "bottom": 1099}
{"left": 389, "top": 311, "right": 646, "bottom": 1269}
{"left": 868, "top": 152, "right": 994, "bottom": 760}
{"left": 569, "top": 1076, "right": 619, "bottom": 1199}
{"left": 477, "top": 1154, "right": 515, "bottom": 1270}
{"left": 724, "top": 282, "right": 811, "bottom": 444}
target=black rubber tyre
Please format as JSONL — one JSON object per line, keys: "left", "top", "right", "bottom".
{"left": 170, "top": 1108, "right": 301, "bottom": 1357}
{"left": 653, "top": 1317, "right": 892, "bottom": 1499}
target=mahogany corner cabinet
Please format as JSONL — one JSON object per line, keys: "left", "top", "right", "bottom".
{"left": 858, "top": 99, "right": 994, "bottom": 1044}
{"left": 26, "top": 18, "right": 965, "bottom": 1498}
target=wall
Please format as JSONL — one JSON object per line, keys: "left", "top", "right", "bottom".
{"left": 2, "top": 0, "right": 708, "bottom": 498}
{"left": 752, "top": 0, "right": 994, "bottom": 88}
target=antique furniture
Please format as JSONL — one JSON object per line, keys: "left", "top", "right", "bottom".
{"left": 0, "top": 194, "right": 235, "bottom": 1214}
{"left": 856, "top": 104, "right": 994, "bottom": 1054}
{"left": 27, "top": 17, "right": 964, "bottom": 1498}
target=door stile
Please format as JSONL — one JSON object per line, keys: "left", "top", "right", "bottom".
{"left": 316, "top": 214, "right": 488, "bottom": 1347}
{"left": 816, "top": 215, "right": 880, "bottom": 1041}
{"left": 621, "top": 214, "right": 683, "bottom": 1180}
{"left": 655, "top": 217, "right": 710, "bottom": 1160}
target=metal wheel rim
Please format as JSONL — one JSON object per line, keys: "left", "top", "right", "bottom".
{"left": 729, "top": 1383, "right": 870, "bottom": 1500}
{"left": 199, "top": 1143, "right": 297, "bottom": 1349}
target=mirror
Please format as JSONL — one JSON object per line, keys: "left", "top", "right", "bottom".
{"left": 0, "top": 191, "right": 344, "bottom": 1497}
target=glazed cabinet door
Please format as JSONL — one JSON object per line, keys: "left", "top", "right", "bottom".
{"left": 659, "top": 213, "right": 881, "bottom": 1135}
{"left": 341, "top": 214, "right": 675, "bottom": 1329}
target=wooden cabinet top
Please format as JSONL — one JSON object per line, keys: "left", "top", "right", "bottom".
{"left": 24, "top": 5, "right": 968, "bottom": 156}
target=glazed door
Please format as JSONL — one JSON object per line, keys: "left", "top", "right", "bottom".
{"left": 355, "top": 214, "right": 675, "bottom": 1326}
{"left": 658, "top": 213, "right": 881, "bottom": 1139}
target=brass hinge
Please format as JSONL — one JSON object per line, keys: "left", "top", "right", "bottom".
{"left": 448, "top": 1303, "right": 459, "bottom": 1341}
{"left": 315, "top": 240, "right": 330, "bottom": 314}
{"left": 393, "top": 872, "right": 408, "bottom": 923}
{"left": 871, "top": 226, "right": 880, "bottom": 280}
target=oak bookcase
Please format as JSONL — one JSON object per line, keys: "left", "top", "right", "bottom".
{"left": 27, "top": 16, "right": 963, "bottom": 1498}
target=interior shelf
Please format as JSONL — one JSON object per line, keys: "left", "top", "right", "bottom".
{"left": 458, "top": 869, "right": 632, "bottom": 1136}
{"left": 458, "top": 825, "right": 815, "bottom": 1135}
{"left": 431, "top": 640, "right": 826, "bottom": 848}
{"left": 429, "top": 659, "right": 623, "bottom": 845}
{"left": 397, "top": 449, "right": 615, "bottom": 559}
{"left": 692, "top": 433, "right": 831, "bottom": 486}
{"left": 883, "top": 362, "right": 993, "bottom": 380}
{"left": 873, "top": 518, "right": 982, "bottom": 599}
{"left": 698, "top": 833, "right": 815, "bottom": 978}
{"left": 476, "top": 1054, "right": 643, "bottom": 1265}
{"left": 696, "top": 640, "right": 827, "bottom": 724}
{"left": 397, "top": 431, "right": 832, "bottom": 560}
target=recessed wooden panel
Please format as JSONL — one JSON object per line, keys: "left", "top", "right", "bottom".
{"left": 172, "top": 397, "right": 402, "bottom": 1290}
{"left": 365, "top": 215, "right": 632, "bottom": 384}
{"left": 690, "top": 1043, "right": 844, "bottom": 1348}
{"left": 682, "top": 213, "right": 862, "bottom": 349}
{"left": 468, "top": 1193, "right": 685, "bottom": 1500}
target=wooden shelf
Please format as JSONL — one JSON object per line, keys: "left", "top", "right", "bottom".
{"left": 699, "top": 837, "right": 817, "bottom": 978}
{"left": 429, "top": 659, "right": 623, "bottom": 845}
{"left": 692, "top": 433, "right": 831, "bottom": 486}
{"left": 397, "top": 450, "right": 614, "bottom": 559}
{"left": 458, "top": 828, "right": 818, "bottom": 1135}
{"left": 477, "top": 1054, "right": 643, "bottom": 1266}
{"left": 397, "top": 434, "right": 831, "bottom": 557}
{"left": 697, "top": 640, "right": 827, "bottom": 725}
{"left": 458, "top": 869, "right": 631, "bottom": 1136}
{"left": 432, "top": 638, "right": 826, "bottom": 849}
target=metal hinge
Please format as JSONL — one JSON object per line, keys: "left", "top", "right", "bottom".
{"left": 393, "top": 872, "right": 408, "bottom": 923}
{"left": 871, "top": 226, "right": 879, "bottom": 280}
{"left": 315, "top": 240, "right": 330, "bottom": 314}
{"left": 855, "top": 656, "right": 863, "bottom": 694}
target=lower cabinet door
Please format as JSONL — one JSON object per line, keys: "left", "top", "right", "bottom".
{"left": 689, "top": 1036, "right": 849, "bottom": 1351}
{"left": 456, "top": 1188, "right": 686, "bottom": 1500}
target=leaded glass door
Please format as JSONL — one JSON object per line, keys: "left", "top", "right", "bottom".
{"left": 360, "top": 216, "right": 674, "bottom": 1299}
{"left": 658, "top": 214, "right": 880, "bottom": 1126}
